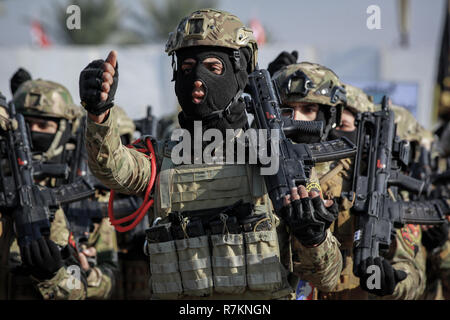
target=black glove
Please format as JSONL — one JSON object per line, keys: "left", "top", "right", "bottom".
{"left": 281, "top": 195, "right": 338, "bottom": 246}
{"left": 358, "top": 256, "right": 407, "bottom": 297}
{"left": 79, "top": 59, "right": 118, "bottom": 116}
{"left": 422, "top": 223, "right": 449, "bottom": 251}
{"left": 21, "top": 238, "right": 64, "bottom": 280}
{"left": 10, "top": 67, "right": 32, "bottom": 95}
{"left": 267, "top": 50, "right": 298, "bottom": 76}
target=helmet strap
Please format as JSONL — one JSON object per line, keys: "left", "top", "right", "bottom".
{"left": 171, "top": 53, "right": 177, "bottom": 82}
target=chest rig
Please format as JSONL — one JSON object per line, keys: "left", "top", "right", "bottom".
{"left": 145, "top": 142, "right": 291, "bottom": 299}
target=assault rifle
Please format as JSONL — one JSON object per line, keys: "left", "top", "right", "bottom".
{"left": 134, "top": 105, "right": 157, "bottom": 137}
{"left": 245, "top": 68, "right": 357, "bottom": 213}
{"left": 348, "top": 96, "right": 449, "bottom": 275}
{"left": 0, "top": 96, "right": 95, "bottom": 249}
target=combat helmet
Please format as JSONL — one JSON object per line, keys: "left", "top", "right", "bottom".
{"left": 165, "top": 8, "right": 258, "bottom": 73}
{"left": 115, "top": 105, "right": 136, "bottom": 145}
{"left": 386, "top": 104, "right": 434, "bottom": 150}
{"left": 13, "top": 79, "right": 80, "bottom": 121}
{"left": 12, "top": 79, "right": 81, "bottom": 161}
{"left": 273, "top": 62, "right": 347, "bottom": 140}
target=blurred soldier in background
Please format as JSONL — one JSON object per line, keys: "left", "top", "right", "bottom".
{"left": 271, "top": 62, "right": 427, "bottom": 299}
{"left": 1, "top": 79, "right": 119, "bottom": 299}
{"left": 0, "top": 80, "right": 86, "bottom": 299}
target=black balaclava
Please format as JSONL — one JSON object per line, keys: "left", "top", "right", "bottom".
{"left": 328, "top": 128, "right": 357, "bottom": 144}
{"left": 29, "top": 118, "right": 72, "bottom": 164}
{"left": 31, "top": 131, "right": 55, "bottom": 153}
{"left": 175, "top": 46, "right": 250, "bottom": 135}
{"left": 328, "top": 109, "right": 357, "bottom": 144}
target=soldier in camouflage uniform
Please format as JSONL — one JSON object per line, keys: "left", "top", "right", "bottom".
{"left": 271, "top": 63, "right": 427, "bottom": 299}
{"left": 1, "top": 79, "right": 118, "bottom": 300}
{"left": 79, "top": 8, "right": 344, "bottom": 299}
{"left": 347, "top": 85, "right": 429, "bottom": 300}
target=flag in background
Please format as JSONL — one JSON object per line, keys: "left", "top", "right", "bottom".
{"left": 30, "top": 20, "right": 51, "bottom": 48}
{"left": 250, "top": 18, "right": 266, "bottom": 46}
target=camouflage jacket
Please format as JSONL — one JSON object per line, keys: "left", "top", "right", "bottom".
{"left": 315, "top": 159, "right": 427, "bottom": 300}
{"left": 85, "top": 106, "right": 343, "bottom": 298}
{"left": 82, "top": 216, "right": 119, "bottom": 300}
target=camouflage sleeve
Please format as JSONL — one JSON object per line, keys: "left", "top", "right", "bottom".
{"left": 33, "top": 266, "right": 87, "bottom": 300}
{"left": 86, "top": 218, "right": 119, "bottom": 300}
{"left": 85, "top": 107, "right": 152, "bottom": 195}
{"left": 291, "top": 230, "right": 343, "bottom": 292}
{"left": 383, "top": 225, "right": 427, "bottom": 300}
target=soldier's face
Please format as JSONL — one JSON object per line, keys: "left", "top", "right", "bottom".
{"left": 282, "top": 102, "right": 319, "bottom": 121}
{"left": 26, "top": 117, "right": 58, "bottom": 134}
{"left": 336, "top": 109, "right": 356, "bottom": 132}
{"left": 181, "top": 57, "right": 224, "bottom": 104}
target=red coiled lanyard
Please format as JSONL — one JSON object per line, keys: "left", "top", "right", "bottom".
{"left": 107, "top": 137, "right": 156, "bottom": 232}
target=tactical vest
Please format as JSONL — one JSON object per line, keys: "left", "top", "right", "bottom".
{"left": 145, "top": 146, "right": 293, "bottom": 300}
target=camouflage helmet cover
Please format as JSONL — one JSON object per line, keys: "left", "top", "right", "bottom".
{"left": 13, "top": 79, "right": 80, "bottom": 121}
{"left": 343, "top": 84, "right": 376, "bottom": 113}
{"left": 372, "top": 103, "right": 434, "bottom": 148}
{"left": 389, "top": 104, "right": 434, "bottom": 148}
{"left": 165, "top": 8, "right": 258, "bottom": 72}
{"left": 273, "top": 62, "right": 347, "bottom": 107}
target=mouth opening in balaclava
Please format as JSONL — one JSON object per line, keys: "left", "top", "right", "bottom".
{"left": 175, "top": 46, "right": 250, "bottom": 135}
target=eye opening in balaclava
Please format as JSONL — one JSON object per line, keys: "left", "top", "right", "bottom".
{"left": 174, "top": 46, "right": 251, "bottom": 134}
{"left": 328, "top": 107, "right": 357, "bottom": 144}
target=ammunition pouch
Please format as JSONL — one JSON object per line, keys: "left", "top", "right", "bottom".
{"left": 145, "top": 201, "right": 284, "bottom": 298}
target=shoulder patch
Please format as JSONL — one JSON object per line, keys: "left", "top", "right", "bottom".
{"left": 400, "top": 224, "right": 421, "bottom": 256}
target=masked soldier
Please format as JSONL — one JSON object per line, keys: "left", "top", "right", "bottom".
{"left": 79, "top": 8, "right": 343, "bottom": 299}
{"left": 272, "top": 63, "right": 428, "bottom": 299}
{"left": 0, "top": 80, "right": 86, "bottom": 299}
{"left": 346, "top": 85, "right": 428, "bottom": 300}
{"left": 4, "top": 79, "right": 118, "bottom": 300}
